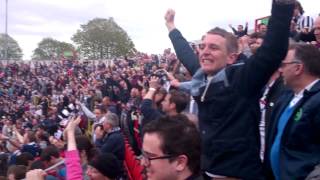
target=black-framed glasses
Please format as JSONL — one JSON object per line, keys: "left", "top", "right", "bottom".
{"left": 141, "top": 151, "right": 175, "bottom": 166}
{"left": 280, "top": 61, "right": 302, "bottom": 67}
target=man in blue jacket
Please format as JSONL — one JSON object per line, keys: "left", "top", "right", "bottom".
{"left": 264, "top": 44, "right": 320, "bottom": 180}
{"left": 164, "top": 0, "right": 295, "bottom": 179}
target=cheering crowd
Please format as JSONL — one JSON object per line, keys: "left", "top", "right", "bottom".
{"left": 1, "top": 0, "right": 320, "bottom": 179}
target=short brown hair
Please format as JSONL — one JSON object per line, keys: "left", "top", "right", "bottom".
{"left": 169, "top": 90, "right": 189, "bottom": 113}
{"left": 289, "top": 43, "right": 320, "bottom": 77}
{"left": 206, "top": 27, "right": 239, "bottom": 54}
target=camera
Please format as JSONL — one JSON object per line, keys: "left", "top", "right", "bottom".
{"left": 58, "top": 103, "right": 80, "bottom": 127}
{"left": 151, "top": 69, "right": 168, "bottom": 85}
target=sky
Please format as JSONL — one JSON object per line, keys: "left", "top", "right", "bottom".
{"left": 0, "top": 0, "right": 318, "bottom": 60}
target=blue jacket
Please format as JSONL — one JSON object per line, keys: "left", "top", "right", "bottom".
{"left": 168, "top": 3, "right": 294, "bottom": 179}
{"left": 95, "top": 129, "right": 125, "bottom": 162}
{"left": 264, "top": 81, "right": 320, "bottom": 180}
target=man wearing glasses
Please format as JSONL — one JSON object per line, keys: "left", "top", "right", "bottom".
{"left": 141, "top": 115, "right": 202, "bottom": 180}
{"left": 264, "top": 43, "right": 320, "bottom": 180}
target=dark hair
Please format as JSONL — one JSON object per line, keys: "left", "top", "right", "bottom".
{"left": 289, "top": 43, "right": 320, "bottom": 77}
{"left": 75, "top": 135, "right": 97, "bottom": 161}
{"left": 206, "top": 27, "right": 239, "bottom": 54}
{"left": 249, "top": 32, "right": 265, "bottom": 40}
{"left": 155, "top": 88, "right": 167, "bottom": 107}
{"left": 7, "top": 165, "right": 27, "bottom": 179}
{"left": 94, "top": 104, "right": 107, "bottom": 114}
{"left": 89, "top": 153, "right": 122, "bottom": 179}
{"left": 142, "top": 115, "right": 201, "bottom": 174}
{"left": 295, "top": 1, "right": 304, "bottom": 15}
{"left": 40, "top": 145, "right": 60, "bottom": 162}
{"left": 168, "top": 90, "right": 189, "bottom": 113}
{"left": 29, "top": 159, "right": 46, "bottom": 170}
{"left": 16, "top": 152, "right": 34, "bottom": 166}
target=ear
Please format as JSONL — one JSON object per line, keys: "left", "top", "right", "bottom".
{"left": 175, "top": 155, "right": 188, "bottom": 172}
{"left": 295, "top": 63, "right": 304, "bottom": 75}
{"left": 226, "top": 53, "right": 238, "bottom": 65}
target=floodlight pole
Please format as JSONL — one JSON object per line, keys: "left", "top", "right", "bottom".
{"left": 4, "top": 0, "right": 8, "bottom": 61}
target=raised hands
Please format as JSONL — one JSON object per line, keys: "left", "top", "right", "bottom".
{"left": 164, "top": 9, "right": 176, "bottom": 32}
{"left": 65, "top": 116, "right": 81, "bottom": 134}
{"left": 149, "top": 76, "right": 161, "bottom": 90}
{"left": 64, "top": 116, "right": 82, "bottom": 151}
{"left": 167, "top": 72, "right": 180, "bottom": 88}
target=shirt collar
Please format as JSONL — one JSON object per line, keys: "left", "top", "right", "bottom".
{"left": 295, "top": 79, "right": 320, "bottom": 96}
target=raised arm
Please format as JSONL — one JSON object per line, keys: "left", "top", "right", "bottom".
{"left": 234, "top": 0, "right": 295, "bottom": 97}
{"left": 165, "top": 9, "right": 200, "bottom": 75}
{"left": 229, "top": 24, "right": 238, "bottom": 34}
{"left": 64, "top": 116, "right": 84, "bottom": 180}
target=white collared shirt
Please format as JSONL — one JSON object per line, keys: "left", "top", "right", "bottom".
{"left": 289, "top": 79, "right": 320, "bottom": 108}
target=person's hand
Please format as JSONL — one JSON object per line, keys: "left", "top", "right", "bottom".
{"left": 75, "top": 99, "right": 81, "bottom": 106}
{"left": 228, "top": 24, "right": 233, "bottom": 28}
{"left": 149, "top": 76, "right": 160, "bottom": 90}
{"left": 12, "top": 125, "right": 18, "bottom": 132}
{"left": 26, "top": 169, "right": 47, "bottom": 180}
{"left": 167, "top": 72, "right": 175, "bottom": 81}
{"left": 0, "top": 134, "right": 9, "bottom": 140}
{"left": 164, "top": 9, "right": 176, "bottom": 32}
{"left": 170, "top": 79, "right": 181, "bottom": 88}
{"left": 95, "top": 126, "right": 104, "bottom": 140}
{"left": 245, "top": 22, "right": 249, "bottom": 27}
{"left": 310, "top": 41, "right": 317, "bottom": 45}
{"left": 65, "top": 116, "right": 81, "bottom": 133}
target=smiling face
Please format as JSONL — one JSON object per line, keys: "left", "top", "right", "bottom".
{"left": 198, "top": 34, "right": 230, "bottom": 75}
{"left": 142, "top": 133, "right": 177, "bottom": 180}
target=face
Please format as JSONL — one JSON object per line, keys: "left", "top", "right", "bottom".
{"left": 102, "top": 97, "right": 110, "bottom": 106}
{"left": 293, "top": 7, "right": 300, "bottom": 17}
{"left": 259, "top": 24, "right": 267, "bottom": 34}
{"left": 86, "top": 166, "right": 110, "bottom": 180}
{"left": 15, "top": 120, "right": 22, "bottom": 129}
{"left": 279, "top": 49, "right": 301, "bottom": 88}
{"left": 142, "top": 133, "right": 177, "bottom": 180}
{"left": 314, "top": 18, "right": 320, "bottom": 43}
{"left": 130, "top": 88, "right": 139, "bottom": 98}
{"left": 94, "top": 109, "right": 103, "bottom": 119}
{"left": 49, "top": 136, "right": 65, "bottom": 149}
{"left": 249, "top": 38, "right": 264, "bottom": 54}
{"left": 237, "top": 25, "right": 243, "bottom": 31}
{"left": 198, "top": 34, "right": 231, "bottom": 75}
{"left": 161, "top": 94, "right": 172, "bottom": 113}
{"left": 154, "top": 92, "right": 165, "bottom": 104}
{"left": 102, "top": 121, "right": 112, "bottom": 132}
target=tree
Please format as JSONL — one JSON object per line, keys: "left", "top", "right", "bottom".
{"left": 72, "top": 18, "right": 135, "bottom": 60}
{"left": 0, "top": 33, "right": 23, "bottom": 60}
{"left": 32, "top": 38, "right": 75, "bottom": 60}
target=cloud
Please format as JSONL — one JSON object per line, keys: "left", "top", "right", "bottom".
{"left": 0, "top": 0, "right": 318, "bottom": 60}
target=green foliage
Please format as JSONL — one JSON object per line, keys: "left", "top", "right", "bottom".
{"left": 72, "top": 18, "right": 135, "bottom": 59}
{"left": 32, "top": 38, "right": 75, "bottom": 60}
{"left": 0, "top": 33, "right": 23, "bottom": 60}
